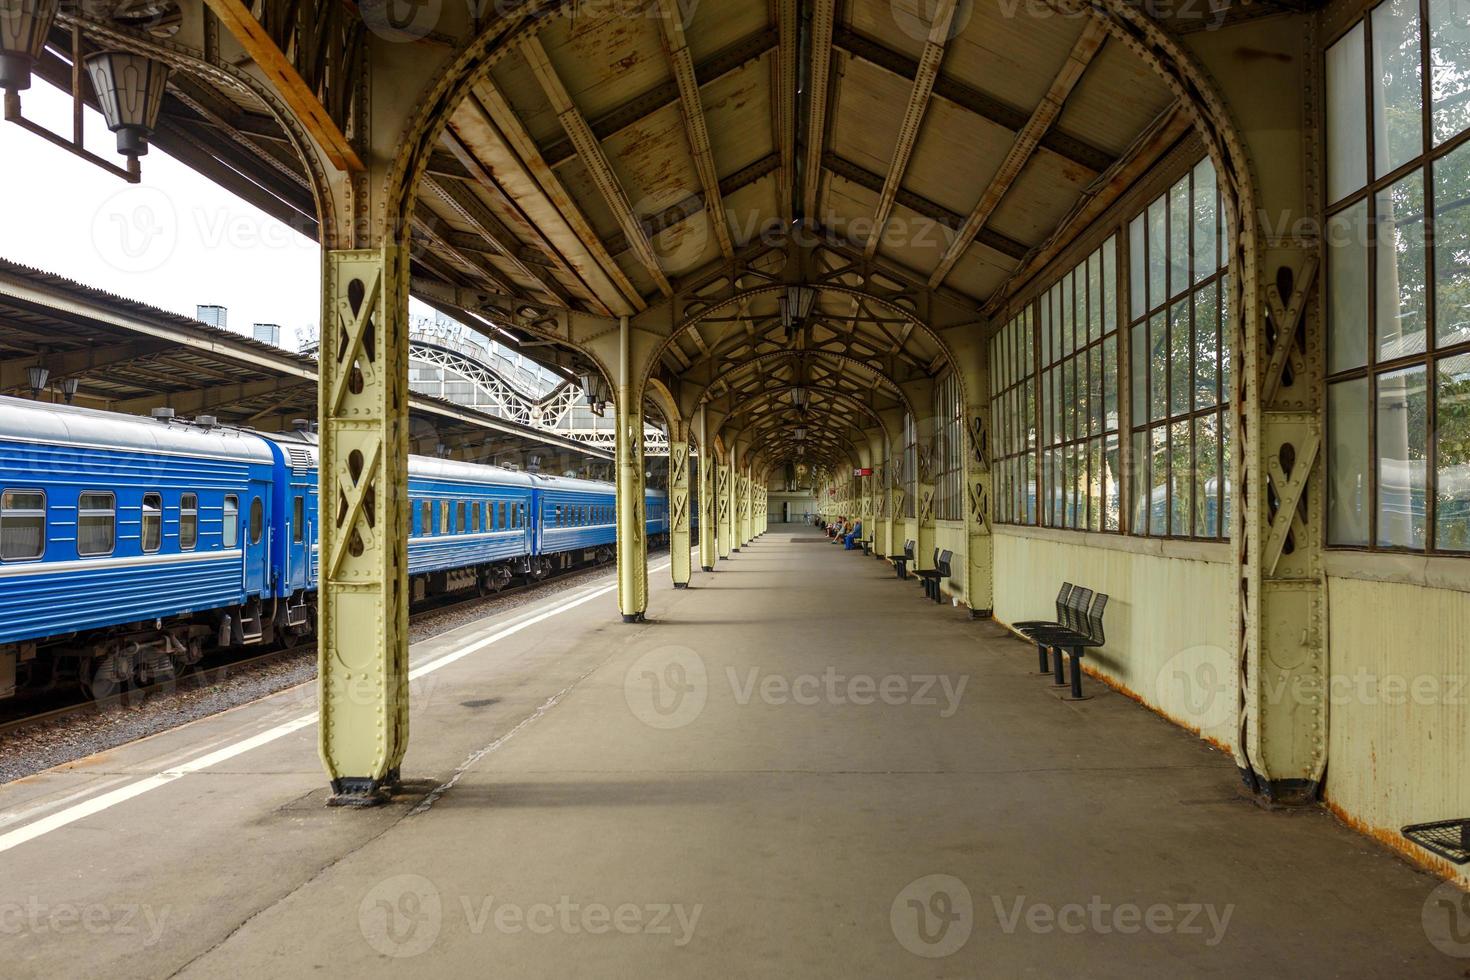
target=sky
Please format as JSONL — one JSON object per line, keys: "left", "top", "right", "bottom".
{"left": 1, "top": 80, "right": 322, "bottom": 349}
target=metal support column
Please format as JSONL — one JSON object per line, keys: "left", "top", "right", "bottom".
{"left": 717, "top": 462, "right": 733, "bottom": 558}
{"left": 966, "top": 397, "right": 993, "bottom": 618}
{"left": 739, "top": 468, "right": 752, "bottom": 546}
{"left": 669, "top": 421, "right": 691, "bottom": 588}
{"left": 615, "top": 316, "right": 648, "bottom": 622}
{"left": 318, "top": 246, "right": 411, "bottom": 806}
{"left": 697, "top": 408, "right": 716, "bottom": 571}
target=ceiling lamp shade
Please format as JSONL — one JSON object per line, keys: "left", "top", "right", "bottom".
{"left": 26, "top": 364, "right": 48, "bottom": 396}
{"left": 0, "top": 0, "right": 59, "bottom": 91}
{"left": 84, "top": 50, "right": 169, "bottom": 157}
{"left": 789, "top": 385, "right": 807, "bottom": 409}
{"left": 59, "top": 376, "right": 78, "bottom": 402}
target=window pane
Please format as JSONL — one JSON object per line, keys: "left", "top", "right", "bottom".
{"left": 1131, "top": 321, "right": 1147, "bottom": 422}
{"left": 223, "top": 497, "right": 238, "bottom": 548}
{"left": 292, "top": 496, "right": 304, "bottom": 544}
{"left": 1148, "top": 197, "right": 1167, "bottom": 309}
{"left": 1430, "top": 0, "right": 1470, "bottom": 146}
{"left": 1328, "top": 378, "right": 1372, "bottom": 545}
{"left": 1433, "top": 142, "right": 1470, "bottom": 348}
{"left": 1089, "top": 345, "right": 1103, "bottom": 435}
{"left": 1088, "top": 250, "right": 1103, "bottom": 343}
{"left": 1149, "top": 312, "right": 1168, "bottom": 422}
{"left": 79, "top": 492, "right": 115, "bottom": 556}
{"left": 1103, "top": 335, "right": 1118, "bottom": 432}
{"left": 1194, "top": 284, "right": 1220, "bottom": 410}
{"left": 249, "top": 497, "right": 263, "bottom": 545}
{"left": 1170, "top": 420, "right": 1191, "bottom": 535}
{"left": 1104, "top": 434, "right": 1121, "bottom": 531}
{"left": 1376, "top": 365, "right": 1427, "bottom": 548}
{"left": 1130, "top": 215, "right": 1147, "bottom": 320}
{"left": 1131, "top": 430, "right": 1148, "bottom": 532}
{"left": 1088, "top": 438, "right": 1103, "bottom": 531}
{"left": 1372, "top": 0, "right": 1423, "bottom": 176}
{"left": 1103, "top": 236, "right": 1118, "bottom": 335}
{"left": 1436, "top": 354, "right": 1470, "bottom": 548}
{"left": 0, "top": 491, "right": 44, "bottom": 560}
{"left": 1194, "top": 414, "right": 1221, "bottom": 537}
{"left": 1170, "top": 300, "right": 1191, "bottom": 417}
{"left": 1149, "top": 425, "right": 1169, "bottom": 535}
{"left": 1220, "top": 274, "right": 1232, "bottom": 399}
{"left": 1193, "top": 158, "right": 1218, "bottom": 282}
{"left": 1375, "top": 170, "right": 1428, "bottom": 361}
{"left": 141, "top": 493, "right": 161, "bottom": 553}
{"left": 1327, "top": 23, "right": 1368, "bottom": 201}
{"left": 1328, "top": 200, "right": 1370, "bottom": 372}
{"left": 1169, "top": 176, "right": 1191, "bottom": 296}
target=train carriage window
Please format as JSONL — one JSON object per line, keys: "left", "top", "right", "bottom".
{"left": 495, "top": 501, "right": 504, "bottom": 530}
{"left": 180, "top": 493, "right": 198, "bottom": 551}
{"left": 457, "top": 501, "right": 467, "bottom": 534}
{"left": 293, "top": 496, "right": 305, "bottom": 543}
{"left": 555, "top": 504, "right": 563, "bottom": 526}
{"left": 0, "top": 490, "right": 45, "bottom": 561}
{"left": 440, "top": 501, "right": 449, "bottom": 536}
{"left": 471, "top": 502, "right": 480, "bottom": 533}
{"left": 141, "top": 493, "right": 162, "bottom": 553}
{"left": 248, "top": 497, "right": 264, "bottom": 546}
{"left": 78, "top": 492, "right": 116, "bottom": 557}
{"left": 223, "top": 496, "right": 238, "bottom": 548}
{"left": 421, "top": 500, "right": 432, "bottom": 536}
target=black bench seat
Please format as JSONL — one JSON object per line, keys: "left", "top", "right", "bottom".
{"left": 1016, "top": 587, "right": 1109, "bottom": 700}
{"left": 887, "top": 540, "right": 915, "bottom": 579}
{"left": 914, "top": 549, "right": 953, "bottom": 604}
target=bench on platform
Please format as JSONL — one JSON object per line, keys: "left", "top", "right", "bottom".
{"left": 914, "top": 549, "right": 953, "bottom": 604}
{"left": 1015, "top": 586, "right": 1109, "bottom": 700}
{"left": 888, "top": 540, "right": 915, "bottom": 579}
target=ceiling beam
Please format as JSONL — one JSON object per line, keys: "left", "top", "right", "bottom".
{"left": 822, "top": 153, "right": 1029, "bottom": 260}
{"left": 520, "top": 34, "right": 672, "bottom": 296}
{"left": 833, "top": 25, "right": 1113, "bottom": 175}
{"left": 801, "top": 0, "right": 837, "bottom": 218}
{"left": 865, "top": 0, "right": 957, "bottom": 260}
{"left": 201, "top": 0, "right": 363, "bottom": 172}
{"left": 541, "top": 26, "right": 779, "bottom": 168}
{"left": 468, "top": 86, "right": 645, "bottom": 315}
{"left": 654, "top": 0, "right": 734, "bottom": 259}
{"left": 928, "top": 19, "right": 1109, "bottom": 288}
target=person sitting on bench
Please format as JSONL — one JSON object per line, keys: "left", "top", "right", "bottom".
{"left": 844, "top": 519, "right": 864, "bottom": 550}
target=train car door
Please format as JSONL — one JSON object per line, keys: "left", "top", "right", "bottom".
{"left": 242, "top": 486, "right": 269, "bottom": 596}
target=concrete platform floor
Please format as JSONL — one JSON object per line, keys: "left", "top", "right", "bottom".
{"left": 0, "top": 529, "right": 1463, "bottom": 978}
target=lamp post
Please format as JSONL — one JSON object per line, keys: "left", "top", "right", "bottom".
{"left": 0, "top": 0, "right": 59, "bottom": 92}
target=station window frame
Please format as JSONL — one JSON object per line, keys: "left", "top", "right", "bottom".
{"left": 0, "top": 489, "right": 46, "bottom": 562}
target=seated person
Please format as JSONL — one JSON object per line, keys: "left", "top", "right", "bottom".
{"left": 844, "top": 519, "right": 863, "bottom": 549}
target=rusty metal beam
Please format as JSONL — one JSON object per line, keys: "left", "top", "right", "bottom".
{"left": 929, "top": 19, "right": 1108, "bottom": 288}
{"left": 822, "top": 153, "right": 1029, "bottom": 260}
{"left": 202, "top": 0, "right": 364, "bottom": 172}
{"left": 833, "top": 25, "right": 1114, "bottom": 175}
{"left": 655, "top": 0, "right": 734, "bottom": 258}
{"left": 521, "top": 34, "right": 671, "bottom": 296}
{"left": 865, "top": 0, "right": 956, "bottom": 260}
{"left": 541, "top": 26, "right": 779, "bottom": 168}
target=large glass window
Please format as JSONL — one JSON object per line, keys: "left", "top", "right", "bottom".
{"left": 990, "top": 307, "right": 1035, "bottom": 524}
{"left": 1326, "top": 0, "right": 1470, "bottom": 551}
{"left": 223, "top": 496, "right": 238, "bottom": 548}
{"left": 933, "top": 373, "right": 965, "bottom": 520}
{"left": 1041, "top": 238, "right": 1120, "bottom": 531}
{"left": 78, "top": 492, "right": 115, "bottom": 557}
{"left": 1128, "top": 158, "right": 1230, "bottom": 539}
{"left": 0, "top": 490, "right": 45, "bottom": 561}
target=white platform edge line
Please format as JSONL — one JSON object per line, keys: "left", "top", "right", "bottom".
{"left": 0, "top": 561, "right": 671, "bottom": 856}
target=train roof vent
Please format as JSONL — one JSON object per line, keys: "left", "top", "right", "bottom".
{"left": 150, "top": 407, "right": 175, "bottom": 422}
{"left": 286, "top": 446, "right": 312, "bottom": 474}
{"left": 292, "top": 418, "right": 310, "bottom": 431}
{"left": 195, "top": 415, "right": 217, "bottom": 429}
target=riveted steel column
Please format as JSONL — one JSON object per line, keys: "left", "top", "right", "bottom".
{"left": 717, "top": 462, "right": 733, "bottom": 558}
{"left": 615, "top": 315, "right": 648, "bottom": 622}
{"left": 740, "top": 467, "right": 753, "bottom": 546}
{"left": 966, "top": 377, "right": 993, "bottom": 619}
{"left": 319, "top": 246, "right": 410, "bottom": 806}
{"left": 697, "top": 408, "right": 716, "bottom": 571}
{"left": 669, "top": 421, "right": 692, "bottom": 588}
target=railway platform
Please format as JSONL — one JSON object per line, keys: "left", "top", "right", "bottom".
{"left": 0, "top": 530, "right": 1456, "bottom": 977}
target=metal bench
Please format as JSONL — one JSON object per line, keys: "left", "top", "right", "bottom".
{"left": 1013, "top": 582, "right": 1074, "bottom": 673}
{"left": 887, "top": 540, "right": 915, "bottom": 579}
{"left": 860, "top": 536, "right": 873, "bottom": 556}
{"left": 1018, "top": 589, "right": 1108, "bottom": 700}
{"left": 914, "top": 549, "right": 953, "bottom": 604}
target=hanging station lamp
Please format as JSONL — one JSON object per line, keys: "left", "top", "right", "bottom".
{"left": 26, "top": 364, "right": 49, "bottom": 398}
{"left": 0, "top": 0, "right": 59, "bottom": 91}
{"left": 59, "top": 376, "right": 79, "bottom": 403}
{"left": 83, "top": 50, "right": 169, "bottom": 157}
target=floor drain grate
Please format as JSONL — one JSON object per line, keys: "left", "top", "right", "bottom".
{"left": 1403, "top": 819, "right": 1470, "bottom": 864}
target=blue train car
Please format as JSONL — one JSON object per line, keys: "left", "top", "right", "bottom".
{"left": 0, "top": 398, "right": 274, "bottom": 696}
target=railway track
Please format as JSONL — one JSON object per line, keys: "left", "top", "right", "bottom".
{"left": 0, "top": 556, "right": 638, "bottom": 742}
